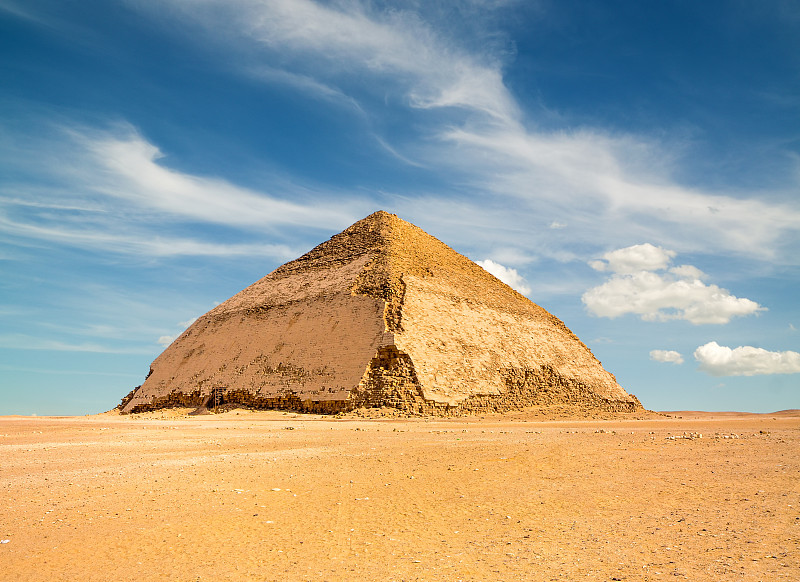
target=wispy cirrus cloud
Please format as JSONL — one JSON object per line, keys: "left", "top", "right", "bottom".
{"left": 70, "top": 124, "right": 361, "bottom": 229}
{"left": 0, "top": 0, "right": 51, "bottom": 25}
{"left": 129, "top": 0, "right": 800, "bottom": 265}
{"left": 432, "top": 126, "right": 800, "bottom": 260}
{"left": 5, "top": 1, "right": 800, "bottom": 272}
{"left": 245, "top": 65, "right": 365, "bottom": 113}
{"left": 146, "top": 0, "right": 518, "bottom": 123}
{"left": 238, "top": 0, "right": 517, "bottom": 121}
{"left": 6, "top": 1, "right": 799, "bottom": 268}
{"left": 0, "top": 333, "right": 153, "bottom": 354}
{"left": 0, "top": 211, "right": 297, "bottom": 258}
{"left": 0, "top": 122, "right": 367, "bottom": 258}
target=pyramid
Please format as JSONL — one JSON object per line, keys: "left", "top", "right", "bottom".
{"left": 120, "top": 211, "right": 642, "bottom": 415}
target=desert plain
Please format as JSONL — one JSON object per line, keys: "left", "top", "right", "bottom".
{"left": 1, "top": 408, "right": 798, "bottom": 581}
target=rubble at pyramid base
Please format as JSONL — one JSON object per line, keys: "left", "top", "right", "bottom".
{"left": 119, "top": 347, "right": 641, "bottom": 416}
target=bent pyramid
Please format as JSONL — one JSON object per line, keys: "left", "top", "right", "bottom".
{"left": 120, "top": 211, "right": 641, "bottom": 415}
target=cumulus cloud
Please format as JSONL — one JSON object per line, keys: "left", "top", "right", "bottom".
{"left": 157, "top": 317, "right": 200, "bottom": 347}
{"left": 582, "top": 244, "right": 765, "bottom": 324}
{"left": 476, "top": 259, "right": 531, "bottom": 295}
{"left": 650, "top": 349, "right": 684, "bottom": 364}
{"left": 157, "top": 335, "right": 176, "bottom": 347}
{"left": 694, "top": 341, "right": 800, "bottom": 376}
{"left": 178, "top": 317, "right": 198, "bottom": 328}
{"left": 589, "top": 243, "right": 675, "bottom": 274}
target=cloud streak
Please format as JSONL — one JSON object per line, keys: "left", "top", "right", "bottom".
{"left": 650, "top": 349, "right": 684, "bottom": 365}
{"left": 0, "top": 333, "right": 153, "bottom": 354}
{"left": 6, "top": 1, "right": 799, "bottom": 269}
{"left": 153, "top": 0, "right": 518, "bottom": 124}
{"left": 157, "top": 316, "right": 198, "bottom": 347}
{"left": 71, "top": 125, "right": 359, "bottom": 229}
{"left": 0, "top": 122, "right": 368, "bottom": 258}
{"left": 0, "top": 211, "right": 297, "bottom": 258}
{"left": 434, "top": 126, "right": 800, "bottom": 260}
{"left": 133, "top": 0, "right": 800, "bottom": 265}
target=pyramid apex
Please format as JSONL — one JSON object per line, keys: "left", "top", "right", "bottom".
{"left": 365, "top": 209, "right": 394, "bottom": 219}
{"left": 346, "top": 210, "right": 405, "bottom": 231}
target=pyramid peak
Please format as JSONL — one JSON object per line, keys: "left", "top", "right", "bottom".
{"left": 361, "top": 209, "right": 396, "bottom": 221}
{"left": 260, "top": 212, "right": 544, "bottom": 317}
{"left": 339, "top": 210, "right": 416, "bottom": 240}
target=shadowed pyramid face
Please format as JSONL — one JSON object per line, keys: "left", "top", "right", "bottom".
{"left": 120, "top": 211, "right": 641, "bottom": 415}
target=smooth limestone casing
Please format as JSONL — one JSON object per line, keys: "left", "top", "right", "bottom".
{"left": 396, "top": 274, "right": 627, "bottom": 406}
{"left": 121, "top": 211, "right": 641, "bottom": 414}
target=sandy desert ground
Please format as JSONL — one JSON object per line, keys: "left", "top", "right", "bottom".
{"left": 1, "top": 408, "right": 798, "bottom": 581}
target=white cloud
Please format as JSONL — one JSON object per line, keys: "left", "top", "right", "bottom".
{"left": 157, "top": 335, "right": 176, "bottom": 347}
{"left": 669, "top": 264, "right": 706, "bottom": 280}
{"left": 582, "top": 244, "right": 765, "bottom": 324}
{"left": 694, "top": 341, "right": 800, "bottom": 376}
{"left": 124, "top": 0, "right": 800, "bottom": 265}
{"left": 0, "top": 0, "right": 49, "bottom": 24}
{"left": 484, "top": 247, "right": 536, "bottom": 266}
{"left": 0, "top": 211, "right": 297, "bottom": 258}
{"left": 0, "top": 334, "right": 151, "bottom": 354}
{"left": 0, "top": 123, "right": 369, "bottom": 258}
{"left": 476, "top": 259, "right": 531, "bottom": 295}
{"left": 158, "top": 316, "right": 200, "bottom": 347}
{"left": 434, "top": 125, "right": 800, "bottom": 261}
{"left": 178, "top": 317, "right": 198, "bottom": 329}
{"left": 650, "top": 349, "right": 684, "bottom": 364}
{"left": 590, "top": 243, "right": 675, "bottom": 274}
{"left": 72, "top": 124, "right": 359, "bottom": 229}
{"left": 247, "top": 66, "right": 364, "bottom": 113}
{"left": 8, "top": 1, "right": 800, "bottom": 272}
{"left": 158, "top": 0, "right": 518, "bottom": 123}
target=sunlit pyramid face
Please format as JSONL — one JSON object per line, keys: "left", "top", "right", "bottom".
{"left": 121, "top": 212, "right": 641, "bottom": 416}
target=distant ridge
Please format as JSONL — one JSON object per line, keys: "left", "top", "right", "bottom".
{"left": 661, "top": 410, "right": 800, "bottom": 417}
{"left": 120, "top": 211, "right": 642, "bottom": 415}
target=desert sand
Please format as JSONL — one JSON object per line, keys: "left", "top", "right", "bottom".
{"left": 1, "top": 409, "right": 797, "bottom": 581}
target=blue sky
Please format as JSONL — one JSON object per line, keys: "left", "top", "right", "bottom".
{"left": 1, "top": 0, "right": 798, "bottom": 415}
